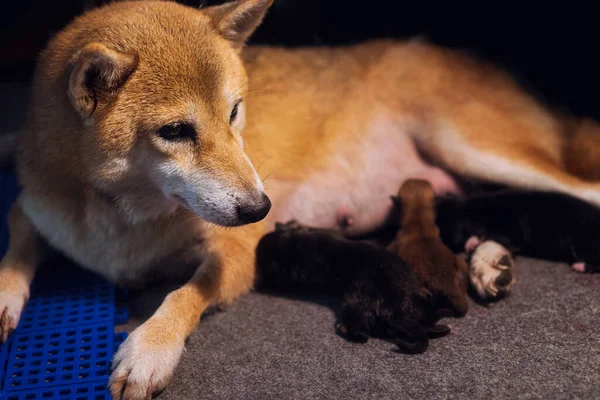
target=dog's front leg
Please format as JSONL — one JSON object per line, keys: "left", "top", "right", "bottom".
{"left": 0, "top": 202, "right": 40, "bottom": 342}
{"left": 109, "top": 223, "right": 263, "bottom": 400}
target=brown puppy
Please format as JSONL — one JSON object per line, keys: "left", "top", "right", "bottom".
{"left": 389, "top": 179, "right": 469, "bottom": 318}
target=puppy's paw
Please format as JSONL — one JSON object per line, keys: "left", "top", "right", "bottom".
{"left": 0, "top": 272, "right": 30, "bottom": 343}
{"left": 110, "top": 318, "right": 184, "bottom": 400}
{"left": 335, "top": 322, "right": 368, "bottom": 343}
{"left": 572, "top": 262, "right": 586, "bottom": 273}
{"left": 426, "top": 324, "right": 451, "bottom": 338}
{"left": 465, "top": 236, "right": 481, "bottom": 253}
{"left": 469, "top": 241, "right": 515, "bottom": 301}
{"left": 571, "top": 262, "right": 600, "bottom": 273}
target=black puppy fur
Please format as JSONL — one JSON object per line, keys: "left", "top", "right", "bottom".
{"left": 435, "top": 189, "right": 600, "bottom": 273}
{"left": 255, "top": 221, "right": 450, "bottom": 354}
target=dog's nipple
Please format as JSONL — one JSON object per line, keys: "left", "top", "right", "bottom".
{"left": 336, "top": 205, "right": 355, "bottom": 230}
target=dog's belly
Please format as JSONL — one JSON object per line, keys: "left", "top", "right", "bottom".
{"left": 268, "top": 119, "right": 459, "bottom": 236}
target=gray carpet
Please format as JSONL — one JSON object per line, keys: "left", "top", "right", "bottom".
{"left": 131, "top": 257, "right": 600, "bottom": 400}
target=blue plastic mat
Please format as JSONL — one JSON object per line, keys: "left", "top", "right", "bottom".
{"left": 0, "top": 171, "right": 128, "bottom": 399}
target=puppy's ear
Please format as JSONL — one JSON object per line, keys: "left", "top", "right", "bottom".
{"left": 205, "top": 0, "right": 274, "bottom": 51}
{"left": 68, "top": 43, "right": 138, "bottom": 118}
{"left": 390, "top": 196, "right": 403, "bottom": 212}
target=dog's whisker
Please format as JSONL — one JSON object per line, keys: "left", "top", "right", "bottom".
{"left": 260, "top": 171, "right": 275, "bottom": 183}
{"left": 228, "top": 75, "right": 269, "bottom": 100}
{"left": 256, "top": 157, "right": 270, "bottom": 174}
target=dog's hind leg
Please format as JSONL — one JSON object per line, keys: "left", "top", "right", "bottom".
{"left": 413, "top": 104, "right": 600, "bottom": 207}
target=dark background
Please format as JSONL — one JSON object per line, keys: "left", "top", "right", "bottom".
{"left": 1, "top": 0, "right": 598, "bottom": 119}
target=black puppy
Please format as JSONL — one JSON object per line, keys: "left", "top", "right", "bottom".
{"left": 255, "top": 221, "right": 450, "bottom": 354}
{"left": 435, "top": 189, "right": 600, "bottom": 273}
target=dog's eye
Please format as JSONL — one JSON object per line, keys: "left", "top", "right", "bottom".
{"left": 158, "top": 123, "right": 195, "bottom": 141}
{"left": 230, "top": 101, "right": 241, "bottom": 125}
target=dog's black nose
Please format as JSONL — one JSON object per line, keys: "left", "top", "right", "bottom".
{"left": 237, "top": 194, "right": 271, "bottom": 224}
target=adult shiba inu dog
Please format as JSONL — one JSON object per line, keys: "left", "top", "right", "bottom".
{"left": 2, "top": 0, "right": 600, "bottom": 398}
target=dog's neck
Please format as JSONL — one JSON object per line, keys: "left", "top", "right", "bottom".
{"left": 91, "top": 179, "right": 181, "bottom": 225}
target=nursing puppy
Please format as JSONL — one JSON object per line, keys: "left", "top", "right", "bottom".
{"left": 256, "top": 220, "right": 451, "bottom": 354}
{"left": 389, "top": 179, "right": 469, "bottom": 318}
{"left": 436, "top": 189, "right": 600, "bottom": 273}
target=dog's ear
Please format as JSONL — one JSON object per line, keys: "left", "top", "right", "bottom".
{"left": 68, "top": 43, "right": 138, "bottom": 119}
{"left": 205, "top": 0, "right": 274, "bottom": 51}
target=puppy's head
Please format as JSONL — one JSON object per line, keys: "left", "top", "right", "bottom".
{"left": 391, "top": 179, "right": 437, "bottom": 233}
{"left": 56, "top": 0, "right": 273, "bottom": 225}
{"left": 391, "top": 179, "right": 436, "bottom": 212}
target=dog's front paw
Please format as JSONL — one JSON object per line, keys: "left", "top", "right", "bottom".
{"left": 0, "top": 273, "right": 29, "bottom": 343}
{"left": 0, "top": 291, "right": 27, "bottom": 343}
{"left": 469, "top": 240, "right": 515, "bottom": 301}
{"left": 109, "top": 318, "right": 184, "bottom": 400}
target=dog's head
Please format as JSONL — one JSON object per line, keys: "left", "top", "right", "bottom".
{"left": 56, "top": 0, "right": 273, "bottom": 225}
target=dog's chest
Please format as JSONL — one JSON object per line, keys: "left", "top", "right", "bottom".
{"left": 20, "top": 193, "right": 200, "bottom": 284}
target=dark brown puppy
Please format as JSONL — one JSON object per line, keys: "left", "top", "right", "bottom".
{"left": 255, "top": 220, "right": 450, "bottom": 354}
{"left": 389, "top": 179, "right": 469, "bottom": 319}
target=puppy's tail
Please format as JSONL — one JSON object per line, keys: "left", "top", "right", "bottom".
{"left": 0, "top": 130, "right": 19, "bottom": 169}
{"left": 391, "top": 318, "right": 429, "bottom": 354}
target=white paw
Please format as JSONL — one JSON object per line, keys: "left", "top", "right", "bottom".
{"left": 109, "top": 319, "right": 184, "bottom": 400}
{"left": 0, "top": 273, "right": 29, "bottom": 343}
{"left": 469, "top": 241, "right": 515, "bottom": 301}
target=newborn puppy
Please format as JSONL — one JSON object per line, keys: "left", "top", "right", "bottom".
{"left": 389, "top": 179, "right": 469, "bottom": 319}
{"left": 435, "top": 189, "right": 600, "bottom": 273}
{"left": 255, "top": 220, "right": 450, "bottom": 354}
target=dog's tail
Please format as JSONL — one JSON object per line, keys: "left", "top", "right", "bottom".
{"left": 562, "top": 115, "right": 600, "bottom": 182}
{"left": 0, "top": 131, "right": 19, "bottom": 169}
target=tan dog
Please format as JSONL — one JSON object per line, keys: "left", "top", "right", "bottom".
{"left": 2, "top": 1, "right": 600, "bottom": 398}
{"left": 389, "top": 179, "right": 469, "bottom": 319}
